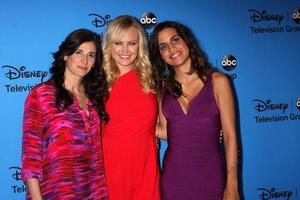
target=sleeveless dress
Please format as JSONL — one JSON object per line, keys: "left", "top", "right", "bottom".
{"left": 102, "top": 69, "right": 160, "bottom": 200}
{"left": 161, "top": 79, "right": 225, "bottom": 200}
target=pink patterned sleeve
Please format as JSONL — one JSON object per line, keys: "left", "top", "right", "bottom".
{"left": 21, "top": 88, "right": 44, "bottom": 183}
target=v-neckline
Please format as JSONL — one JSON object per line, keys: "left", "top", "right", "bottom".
{"left": 174, "top": 80, "right": 210, "bottom": 116}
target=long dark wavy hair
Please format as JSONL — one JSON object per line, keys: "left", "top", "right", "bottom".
{"left": 50, "top": 28, "right": 109, "bottom": 123}
{"left": 149, "top": 21, "right": 214, "bottom": 98}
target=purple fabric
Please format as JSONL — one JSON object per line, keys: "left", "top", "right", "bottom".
{"left": 161, "top": 79, "right": 226, "bottom": 200}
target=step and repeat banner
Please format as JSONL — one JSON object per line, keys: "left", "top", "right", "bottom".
{"left": 1, "top": 0, "right": 299, "bottom": 199}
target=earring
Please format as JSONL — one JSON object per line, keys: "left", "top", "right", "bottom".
{"left": 162, "top": 63, "right": 170, "bottom": 80}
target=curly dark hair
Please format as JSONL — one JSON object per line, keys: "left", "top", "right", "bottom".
{"left": 50, "top": 28, "right": 109, "bottom": 122}
{"left": 149, "top": 21, "right": 214, "bottom": 98}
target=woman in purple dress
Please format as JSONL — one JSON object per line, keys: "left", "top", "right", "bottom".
{"left": 149, "top": 21, "right": 240, "bottom": 200}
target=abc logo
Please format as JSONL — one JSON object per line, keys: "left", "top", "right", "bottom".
{"left": 292, "top": 8, "right": 300, "bottom": 24}
{"left": 296, "top": 98, "right": 300, "bottom": 110}
{"left": 221, "top": 55, "right": 237, "bottom": 71}
{"left": 140, "top": 12, "right": 157, "bottom": 29}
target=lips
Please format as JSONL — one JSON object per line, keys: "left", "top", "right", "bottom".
{"left": 77, "top": 66, "right": 89, "bottom": 71}
{"left": 170, "top": 52, "right": 181, "bottom": 59}
{"left": 119, "top": 54, "right": 130, "bottom": 59}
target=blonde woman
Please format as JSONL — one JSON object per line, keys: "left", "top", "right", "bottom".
{"left": 102, "top": 15, "right": 160, "bottom": 200}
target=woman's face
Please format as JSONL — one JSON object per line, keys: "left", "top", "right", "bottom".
{"left": 64, "top": 41, "right": 96, "bottom": 79}
{"left": 111, "top": 26, "right": 139, "bottom": 73}
{"left": 158, "top": 28, "right": 190, "bottom": 68}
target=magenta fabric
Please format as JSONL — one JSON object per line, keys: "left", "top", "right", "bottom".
{"left": 21, "top": 80, "right": 108, "bottom": 200}
{"left": 161, "top": 79, "right": 226, "bottom": 200}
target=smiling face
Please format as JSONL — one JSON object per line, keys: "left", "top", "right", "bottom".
{"left": 64, "top": 41, "right": 96, "bottom": 79}
{"left": 158, "top": 28, "right": 191, "bottom": 69}
{"left": 111, "top": 26, "right": 139, "bottom": 74}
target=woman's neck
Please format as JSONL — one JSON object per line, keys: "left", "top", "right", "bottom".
{"left": 64, "top": 76, "right": 84, "bottom": 96}
{"left": 118, "top": 65, "right": 134, "bottom": 76}
{"left": 174, "top": 62, "right": 197, "bottom": 85}
{"left": 176, "top": 72, "right": 198, "bottom": 85}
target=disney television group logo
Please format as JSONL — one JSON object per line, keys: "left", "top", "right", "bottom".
{"left": 253, "top": 98, "right": 300, "bottom": 123}
{"left": 248, "top": 8, "right": 300, "bottom": 33}
{"left": 257, "top": 187, "right": 295, "bottom": 200}
{"left": 88, "top": 12, "right": 157, "bottom": 29}
{"left": 1, "top": 65, "right": 48, "bottom": 92}
{"left": 88, "top": 12, "right": 157, "bottom": 38}
{"left": 9, "top": 166, "right": 28, "bottom": 193}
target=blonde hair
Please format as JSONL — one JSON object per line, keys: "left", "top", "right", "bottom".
{"left": 102, "top": 15, "right": 154, "bottom": 93}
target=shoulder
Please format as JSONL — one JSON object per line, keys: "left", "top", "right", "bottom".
{"left": 211, "top": 71, "right": 231, "bottom": 89}
{"left": 26, "top": 80, "right": 55, "bottom": 100}
{"left": 211, "top": 71, "right": 230, "bottom": 85}
{"left": 31, "top": 80, "right": 55, "bottom": 93}
{"left": 211, "top": 71, "right": 232, "bottom": 96}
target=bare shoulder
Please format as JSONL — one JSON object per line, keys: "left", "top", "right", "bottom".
{"left": 211, "top": 71, "right": 231, "bottom": 89}
{"left": 211, "top": 72, "right": 234, "bottom": 107}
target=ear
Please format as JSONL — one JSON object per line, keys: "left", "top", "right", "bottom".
{"left": 64, "top": 55, "right": 67, "bottom": 61}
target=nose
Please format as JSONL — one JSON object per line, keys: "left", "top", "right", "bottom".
{"left": 121, "top": 44, "right": 128, "bottom": 53}
{"left": 82, "top": 54, "right": 89, "bottom": 64}
{"left": 168, "top": 43, "right": 176, "bottom": 52}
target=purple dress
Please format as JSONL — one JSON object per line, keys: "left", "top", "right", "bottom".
{"left": 161, "top": 79, "right": 226, "bottom": 200}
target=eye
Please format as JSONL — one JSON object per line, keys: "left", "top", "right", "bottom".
{"left": 172, "top": 36, "right": 181, "bottom": 44}
{"left": 128, "top": 41, "right": 137, "bottom": 46}
{"left": 88, "top": 53, "right": 96, "bottom": 58}
{"left": 159, "top": 44, "right": 168, "bottom": 52}
{"left": 114, "top": 41, "right": 122, "bottom": 45}
{"left": 75, "top": 49, "right": 83, "bottom": 54}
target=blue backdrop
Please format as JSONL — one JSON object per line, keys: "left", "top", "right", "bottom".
{"left": 1, "top": 0, "right": 299, "bottom": 199}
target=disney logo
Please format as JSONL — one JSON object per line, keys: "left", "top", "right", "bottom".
{"left": 257, "top": 187, "right": 293, "bottom": 200}
{"left": 1, "top": 65, "right": 48, "bottom": 82}
{"left": 88, "top": 13, "right": 111, "bottom": 28}
{"left": 248, "top": 9, "right": 284, "bottom": 25}
{"left": 252, "top": 99, "right": 288, "bottom": 114}
{"left": 9, "top": 167, "right": 22, "bottom": 181}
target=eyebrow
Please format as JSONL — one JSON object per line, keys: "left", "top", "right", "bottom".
{"left": 114, "top": 39, "right": 138, "bottom": 43}
{"left": 76, "top": 48, "right": 96, "bottom": 54}
{"left": 159, "top": 34, "right": 180, "bottom": 45}
{"left": 170, "top": 35, "right": 180, "bottom": 40}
